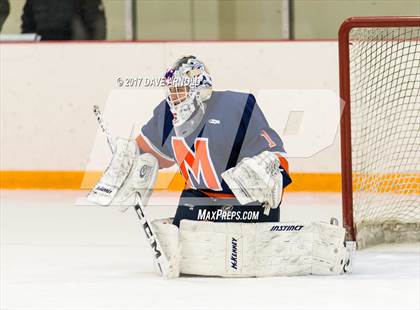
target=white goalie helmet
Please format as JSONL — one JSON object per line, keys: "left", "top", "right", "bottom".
{"left": 164, "top": 56, "right": 212, "bottom": 137}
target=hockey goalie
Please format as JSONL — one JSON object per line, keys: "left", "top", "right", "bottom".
{"left": 87, "top": 56, "right": 354, "bottom": 278}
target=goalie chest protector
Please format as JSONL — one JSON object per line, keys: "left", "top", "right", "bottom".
{"left": 139, "top": 90, "right": 292, "bottom": 193}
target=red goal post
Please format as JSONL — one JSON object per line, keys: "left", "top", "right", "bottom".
{"left": 338, "top": 17, "right": 420, "bottom": 245}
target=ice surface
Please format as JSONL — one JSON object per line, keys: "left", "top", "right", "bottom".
{"left": 1, "top": 190, "right": 419, "bottom": 310}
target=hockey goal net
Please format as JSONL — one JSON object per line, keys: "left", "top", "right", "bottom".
{"left": 339, "top": 17, "right": 420, "bottom": 248}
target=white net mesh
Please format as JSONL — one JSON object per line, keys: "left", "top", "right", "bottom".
{"left": 349, "top": 25, "right": 420, "bottom": 247}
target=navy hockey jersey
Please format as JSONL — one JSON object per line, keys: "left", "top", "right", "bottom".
{"left": 136, "top": 91, "right": 292, "bottom": 195}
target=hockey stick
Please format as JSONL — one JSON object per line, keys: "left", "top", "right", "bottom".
{"left": 92, "top": 105, "right": 172, "bottom": 278}
{"left": 133, "top": 194, "right": 171, "bottom": 277}
{"left": 93, "top": 105, "right": 115, "bottom": 154}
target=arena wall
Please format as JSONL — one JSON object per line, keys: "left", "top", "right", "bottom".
{"left": 0, "top": 41, "right": 343, "bottom": 191}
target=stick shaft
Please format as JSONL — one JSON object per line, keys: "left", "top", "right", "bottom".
{"left": 134, "top": 196, "right": 171, "bottom": 277}
{"left": 92, "top": 105, "right": 171, "bottom": 278}
{"left": 93, "top": 105, "right": 115, "bottom": 153}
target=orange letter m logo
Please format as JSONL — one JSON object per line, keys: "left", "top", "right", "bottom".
{"left": 171, "top": 137, "right": 222, "bottom": 191}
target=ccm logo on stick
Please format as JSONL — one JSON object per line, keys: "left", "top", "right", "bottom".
{"left": 270, "top": 225, "right": 304, "bottom": 232}
{"left": 135, "top": 206, "right": 162, "bottom": 260}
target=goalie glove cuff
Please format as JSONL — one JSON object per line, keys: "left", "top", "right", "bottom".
{"left": 87, "top": 138, "right": 159, "bottom": 208}
{"left": 221, "top": 151, "right": 284, "bottom": 209}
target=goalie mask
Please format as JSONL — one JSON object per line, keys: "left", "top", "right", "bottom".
{"left": 164, "top": 56, "right": 212, "bottom": 137}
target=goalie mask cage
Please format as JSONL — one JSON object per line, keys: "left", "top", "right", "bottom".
{"left": 339, "top": 17, "right": 420, "bottom": 248}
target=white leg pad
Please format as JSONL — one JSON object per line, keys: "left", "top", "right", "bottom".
{"left": 180, "top": 220, "right": 255, "bottom": 277}
{"left": 151, "top": 218, "right": 181, "bottom": 278}
{"left": 311, "top": 222, "right": 347, "bottom": 275}
{"left": 179, "top": 220, "right": 350, "bottom": 277}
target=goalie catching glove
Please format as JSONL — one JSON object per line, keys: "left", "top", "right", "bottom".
{"left": 87, "top": 137, "right": 158, "bottom": 208}
{"left": 222, "top": 151, "right": 284, "bottom": 214}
